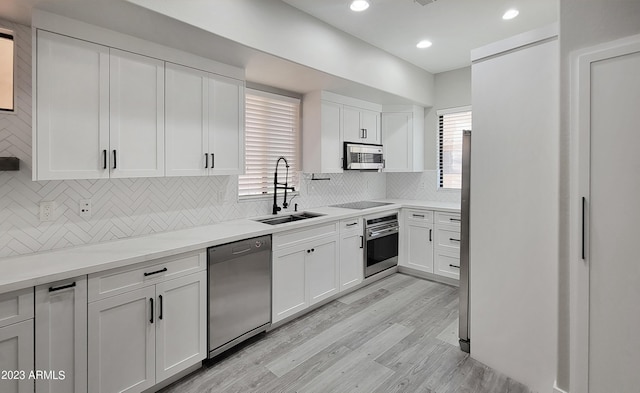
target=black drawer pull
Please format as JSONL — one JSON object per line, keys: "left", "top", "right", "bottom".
{"left": 205, "top": 153, "right": 208, "bottom": 168}
{"left": 346, "top": 222, "right": 358, "bottom": 227}
{"left": 103, "top": 150, "right": 107, "bottom": 169}
{"left": 429, "top": 229, "right": 432, "bottom": 242}
{"left": 450, "top": 238, "right": 460, "bottom": 242}
{"left": 49, "top": 282, "right": 76, "bottom": 292}
{"left": 158, "top": 295, "right": 163, "bottom": 320}
{"left": 360, "top": 236, "right": 364, "bottom": 249}
{"left": 211, "top": 153, "right": 215, "bottom": 168}
{"left": 144, "top": 267, "right": 167, "bottom": 277}
{"left": 449, "top": 264, "right": 460, "bottom": 269}
{"left": 113, "top": 150, "right": 117, "bottom": 169}
{"left": 413, "top": 214, "right": 425, "bottom": 218}
{"left": 449, "top": 218, "right": 461, "bottom": 222}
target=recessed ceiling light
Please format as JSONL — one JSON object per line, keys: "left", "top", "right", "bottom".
{"left": 502, "top": 9, "right": 519, "bottom": 20}
{"left": 350, "top": 0, "right": 370, "bottom": 12}
{"left": 416, "top": 40, "right": 432, "bottom": 49}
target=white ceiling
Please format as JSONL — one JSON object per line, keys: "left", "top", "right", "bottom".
{"left": 281, "top": 0, "right": 558, "bottom": 73}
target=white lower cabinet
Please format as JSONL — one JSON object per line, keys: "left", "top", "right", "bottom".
{"left": 404, "top": 220, "right": 434, "bottom": 273}
{"left": 88, "top": 254, "right": 207, "bottom": 393}
{"left": 272, "top": 224, "right": 339, "bottom": 324}
{"left": 35, "top": 277, "right": 88, "bottom": 393}
{"left": 0, "top": 288, "right": 35, "bottom": 393}
{"left": 0, "top": 320, "right": 35, "bottom": 393}
{"left": 339, "top": 218, "right": 364, "bottom": 291}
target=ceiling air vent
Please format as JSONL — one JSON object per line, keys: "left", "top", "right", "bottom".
{"left": 414, "top": 0, "right": 437, "bottom": 5}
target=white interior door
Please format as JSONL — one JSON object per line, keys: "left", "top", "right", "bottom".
{"left": 109, "top": 49, "right": 165, "bottom": 178}
{"left": 165, "top": 63, "right": 208, "bottom": 177}
{"left": 36, "top": 30, "right": 109, "bottom": 180}
{"left": 578, "top": 39, "right": 640, "bottom": 393}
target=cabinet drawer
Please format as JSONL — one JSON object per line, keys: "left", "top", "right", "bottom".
{"left": 435, "top": 250, "right": 460, "bottom": 280}
{"left": 88, "top": 251, "right": 206, "bottom": 302}
{"left": 0, "top": 288, "right": 34, "bottom": 328}
{"left": 273, "top": 222, "right": 338, "bottom": 250}
{"left": 340, "top": 217, "right": 362, "bottom": 232}
{"left": 435, "top": 211, "right": 461, "bottom": 227}
{"left": 435, "top": 227, "right": 461, "bottom": 252}
{"left": 406, "top": 209, "right": 434, "bottom": 223}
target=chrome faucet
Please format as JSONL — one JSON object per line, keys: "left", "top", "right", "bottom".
{"left": 273, "top": 157, "right": 295, "bottom": 215}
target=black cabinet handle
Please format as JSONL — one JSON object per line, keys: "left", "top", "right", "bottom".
{"left": 449, "top": 264, "right": 460, "bottom": 269}
{"left": 360, "top": 235, "right": 364, "bottom": 249}
{"left": 413, "top": 214, "right": 425, "bottom": 218}
{"left": 150, "top": 298, "right": 154, "bottom": 324}
{"left": 364, "top": 129, "right": 368, "bottom": 139}
{"left": 346, "top": 222, "right": 358, "bottom": 227}
{"left": 205, "top": 153, "right": 208, "bottom": 168}
{"left": 449, "top": 218, "right": 461, "bottom": 222}
{"left": 211, "top": 153, "right": 215, "bottom": 168}
{"left": 103, "top": 150, "right": 107, "bottom": 169}
{"left": 450, "top": 238, "right": 460, "bottom": 242}
{"left": 311, "top": 248, "right": 315, "bottom": 252}
{"left": 429, "top": 229, "right": 432, "bottom": 242}
{"left": 158, "top": 295, "right": 163, "bottom": 320}
{"left": 49, "top": 282, "right": 76, "bottom": 292}
{"left": 112, "top": 150, "right": 117, "bottom": 169}
{"left": 144, "top": 267, "right": 167, "bottom": 277}
{"left": 582, "top": 197, "right": 586, "bottom": 260}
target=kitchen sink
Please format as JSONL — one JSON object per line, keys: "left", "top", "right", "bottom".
{"left": 255, "top": 212, "right": 325, "bottom": 225}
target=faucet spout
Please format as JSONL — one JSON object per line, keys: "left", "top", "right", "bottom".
{"left": 273, "top": 157, "right": 294, "bottom": 215}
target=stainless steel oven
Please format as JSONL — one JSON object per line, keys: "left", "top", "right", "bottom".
{"left": 364, "top": 212, "right": 399, "bottom": 277}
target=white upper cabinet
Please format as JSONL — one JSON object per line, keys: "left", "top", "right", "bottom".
{"left": 165, "top": 63, "right": 208, "bottom": 177}
{"left": 343, "top": 106, "right": 380, "bottom": 144}
{"left": 207, "top": 75, "right": 244, "bottom": 175}
{"left": 109, "top": 49, "right": 165, "bottom": 178}
{"left": 35, "top": 30, "right": 110, "bottom": 180}
{"left": 34, "top": 30, "right": 245, "bottom": 180}
{"left": 165, "top": 63, "right": 244, "bottom": 177}
{"left": 382, "top": 105, "right": 425, "bottom": 172}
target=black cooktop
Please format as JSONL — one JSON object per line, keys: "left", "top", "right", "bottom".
{"left": 330, "top": 201, "right": 393, "bottom": 210}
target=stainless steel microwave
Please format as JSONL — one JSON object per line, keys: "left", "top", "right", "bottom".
{"left": 343, "top": 142, "right": 384, "bottom": 171}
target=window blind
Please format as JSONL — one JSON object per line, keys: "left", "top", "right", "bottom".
{"left": 438, "top": 107, "right": 471, "bottom": 189}
{"left": 0, "top": 31, "right": 14, "bottom": 112}
{"left": 239, "top": 89, "right": 300, "bottom": 197}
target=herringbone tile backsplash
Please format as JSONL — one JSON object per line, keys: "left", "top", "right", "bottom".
{"left": 0, "top": 19, "right": 456, "bottom": 258}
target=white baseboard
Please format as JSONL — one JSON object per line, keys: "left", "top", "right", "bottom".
{"left": 553, "top": 381, "right": 569, "bottom": 393}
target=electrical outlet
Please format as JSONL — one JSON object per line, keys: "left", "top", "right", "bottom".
{"left": 39, "top": 201, "right": 56, "bottom": 222}
{"left": 79, "top": 199, "right": 92, "bottom": 218}
{"left": 419, "top": 181, "right": 426, "bottom": 190}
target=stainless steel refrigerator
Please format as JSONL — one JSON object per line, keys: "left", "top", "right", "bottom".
{"left": 459, "top": 129, "right": 471, "bottom": 353}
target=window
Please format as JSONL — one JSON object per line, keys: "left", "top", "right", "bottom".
{"left": 438, "top": 106, "right": 471, "bottom": 189}
{"left": 0, "top": 30, "right": 14, "bottom": 112}
{"left": 239, "top": 89, "right": 300, "bottom": 197}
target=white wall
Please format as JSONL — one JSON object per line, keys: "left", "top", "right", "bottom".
{"left": 127, "top": 0, "right": 434, "bottom": 106}
{"left": 558, "top": 0, "right": 640, "bottom": 391}
{"left": 0, "top": 19, "right": 386, "bottom": 258}
{"left": 470, "top": 28, "right": 558, "bottom": 393}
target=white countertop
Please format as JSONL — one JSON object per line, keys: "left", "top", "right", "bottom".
{"left": 0, "top": 199, "right": 459, "bottom": 294}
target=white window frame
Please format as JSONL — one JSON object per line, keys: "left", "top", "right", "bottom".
{"left": 0, "top": 27, "right": 15, "bottom": 114}
{"left": 238, "top": 88, "right": 301, "bottom": 200}
{"left": 437, "top": 105, "right": 471, "bottom": 190}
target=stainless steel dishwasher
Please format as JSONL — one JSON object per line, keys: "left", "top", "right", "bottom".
{"left": 208, "top": 235, "right": 271, "bottom": 358}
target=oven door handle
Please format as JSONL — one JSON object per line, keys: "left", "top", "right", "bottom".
{"left": 367, "top": 227, "right": 399, "bottom": 240}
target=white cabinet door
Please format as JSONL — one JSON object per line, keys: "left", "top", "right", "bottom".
{"left": 165, "top": 63, "right": 208, "bottom": 177}
{"left": 155, "top": 272, "right": 206, "bottom": 383}
{"left": 88, "top": 286, "right": 155, "bottom": 393}
{"left": 405, "top": 221, "right": 434, "bottom": 273}
{"left": 320, "top": 101, "right": 344, "bottom": 173}
{"left": 0, "top": 320, "right": 34, "bottom": 393}
{"left": 208, "top": 75, "right": 244, "bottom": 175}
{"left": 35, "top": 277, "right": 87, "bottom": 393}
{"left": 272, "top": 247, "right": 307, "bottom": 323}
{"left": 339, "top": 231, "right": 364, "bottom": 291}
{"left": 342, "top": 105, "right": 361, "bottom": 142}
{"left": 360, "top": 109, "right": 380, "bottom": 144}
{"left": 382, "top": 113, "right": 412, "bottom": 172}
{"left": 35, "top": 30, "right": 109, "bottom": 180}
{"left": 306, "top": 239, "right": 339, "bottom": 305}
{"left": 109, "top": 49, "right": 165, "bottom": 178}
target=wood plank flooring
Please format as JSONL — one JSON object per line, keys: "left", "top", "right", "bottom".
{"left": 160, "top": 274, "right": 531, "bottom": 393}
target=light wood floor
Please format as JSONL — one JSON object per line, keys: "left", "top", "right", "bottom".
{"left": 161, "top": 274, "right": 530, "bottom": 393}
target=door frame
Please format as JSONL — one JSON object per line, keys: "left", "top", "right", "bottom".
{"left": 570, "top": 33, "right": 640, "bottom": 393}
